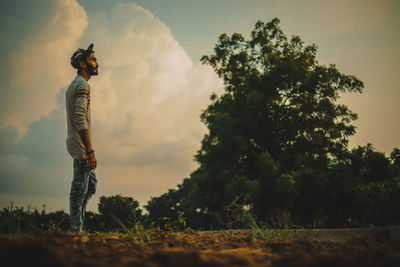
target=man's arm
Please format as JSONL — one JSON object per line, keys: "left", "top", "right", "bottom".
{"left": 79, "top": 129, "right": 97, "bottom": 170}
{"left": 73, "top": 84, "right": 97, "bottom": 169}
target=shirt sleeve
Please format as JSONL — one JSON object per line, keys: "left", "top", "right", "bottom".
{"left": 72, "top": 83, "right": 90, "bottom": 131}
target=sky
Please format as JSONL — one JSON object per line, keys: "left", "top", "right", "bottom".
{"left": 0, "top": 0, "right": 399, "bottom": 212}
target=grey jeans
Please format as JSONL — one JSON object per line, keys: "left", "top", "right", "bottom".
{"left": 69, "top": 159, "right": 97, "bottom": 232}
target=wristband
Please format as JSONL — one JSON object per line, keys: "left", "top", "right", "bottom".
{"left": 86, "top": 150, "right": 95, "bottom": 159}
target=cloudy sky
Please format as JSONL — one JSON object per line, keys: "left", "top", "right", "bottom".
{"left": 0, "top": 0, "right": 399, "bottom": 212}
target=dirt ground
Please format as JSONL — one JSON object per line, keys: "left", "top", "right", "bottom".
{"left": 1, "top": 229, "right": 399, "bottom": 267}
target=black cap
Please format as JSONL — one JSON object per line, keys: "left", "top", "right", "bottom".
{"left": 71, "top": 44, "right": 95, "bottom": 69}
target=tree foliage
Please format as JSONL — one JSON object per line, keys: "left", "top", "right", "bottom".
{"left": 180, "top": 18, "right": 362, "bottom": 223}
{"left": 97, "top": 195, "right": 142, "bottom": 231}
{"left": 150, "top": 19, "right": 400, "bottom": 228}
{"left": 0, "top": 204, "right": 69, "bottom": 234}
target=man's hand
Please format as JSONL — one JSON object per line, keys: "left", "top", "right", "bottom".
{"left": 78, "top": 129, "right": 97, "bottom": 169}
{"left": 86, "top": 150, "right": 97, "bottom": 170}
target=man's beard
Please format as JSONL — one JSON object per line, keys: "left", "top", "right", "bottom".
{"left": 87, "top": 62, "right": 98, "bottom": 76}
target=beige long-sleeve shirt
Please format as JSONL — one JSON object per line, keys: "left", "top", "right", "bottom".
{"left": 65, "top": 75, "right": 92, "bottom": 159}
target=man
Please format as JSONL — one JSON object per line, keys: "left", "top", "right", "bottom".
{"left": 66, "top": 43, "right": 100, "bottom": 232}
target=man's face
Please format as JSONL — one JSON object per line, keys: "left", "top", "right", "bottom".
{"left": 85, "top": 52, "right": 100, "bottom": 76}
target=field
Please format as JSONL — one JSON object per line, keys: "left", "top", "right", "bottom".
{"left": 1, "top": 228, "right": 400, "bottom": 266}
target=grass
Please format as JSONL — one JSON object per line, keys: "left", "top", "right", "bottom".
{"left": 0, "top": 204, "right": 336, "bottom": 242}
{"left": 244, "top": 211, "right": 313, "bottom": 241}
{"left": 110, "top": 214, "right": 153, "bottom": 242}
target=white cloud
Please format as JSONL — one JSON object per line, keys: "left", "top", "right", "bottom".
{"left": 0, "top": 0, "right": 88, "bottom": 136}
{"left": 79, "top": 3, "right": 222, "bottom": 165}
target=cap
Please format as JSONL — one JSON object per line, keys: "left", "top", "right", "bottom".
{"left": 70, "top": 44, "right": 94, "bottom": 69}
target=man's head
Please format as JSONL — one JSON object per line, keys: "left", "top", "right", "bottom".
{"left": 71, "top": 44, "right": 99, "bottom": 77}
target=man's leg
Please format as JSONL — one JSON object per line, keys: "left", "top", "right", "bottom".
{"left": 70, "top": 159, "right": 90, "bottom": 232}
{"left": 81, "top": 170, "right": 97, "bottom": 228}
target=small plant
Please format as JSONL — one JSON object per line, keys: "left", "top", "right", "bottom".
{"left": 110, "top": 214, "right": 153, "bottom": 242}
{"left": 131, "top": 222, "right": 153, "bottom": 242}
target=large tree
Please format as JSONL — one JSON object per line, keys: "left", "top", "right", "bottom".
{"left": 179, "top": 18, "right": 364, "bottom": 226}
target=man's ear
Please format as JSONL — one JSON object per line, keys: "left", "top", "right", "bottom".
{"left": 79, "top": 60, "right": 86, "bottom": 69}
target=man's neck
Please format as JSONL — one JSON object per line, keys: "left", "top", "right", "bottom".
{"left": 79, "top": 71, "right": 91, "bottom": 81}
